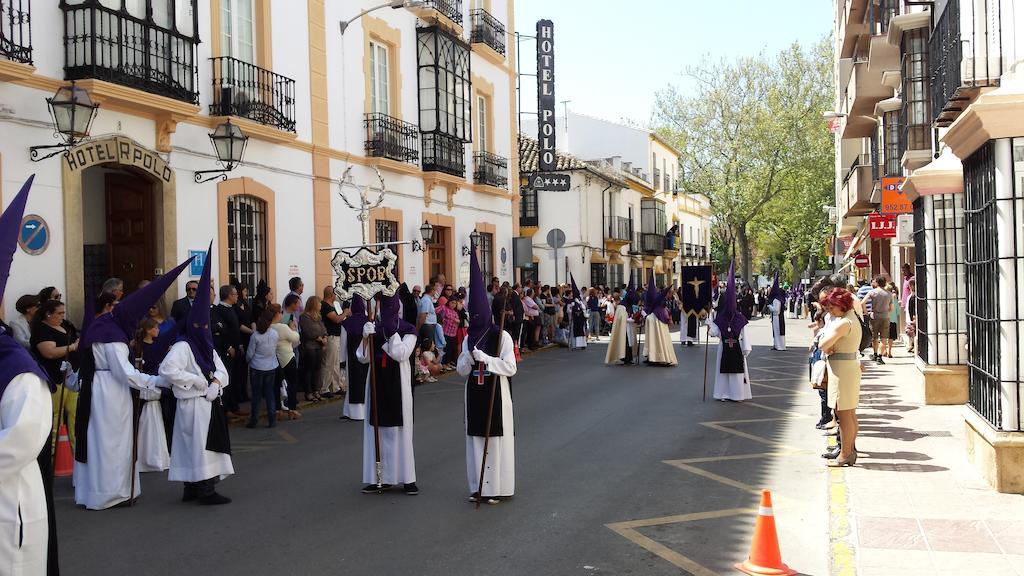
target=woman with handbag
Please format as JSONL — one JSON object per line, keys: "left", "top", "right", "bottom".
{"left": 818, "top": 288, "right": 863, "bottom": 467}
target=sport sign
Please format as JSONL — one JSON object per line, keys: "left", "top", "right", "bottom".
{"left": 332, "top": 247, "right": 400, "bottom": 302}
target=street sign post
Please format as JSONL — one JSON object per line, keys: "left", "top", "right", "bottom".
{"left": 854, "top": 254, "right": 870, "bottom": 269}
{"left": 547, "top": 228, "right": 566, "bottom": 285}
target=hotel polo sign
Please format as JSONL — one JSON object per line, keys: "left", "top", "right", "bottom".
{"left": 64, "top": 136, "right": 174, "bottom": 184}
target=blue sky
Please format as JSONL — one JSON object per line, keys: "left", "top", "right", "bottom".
{"left": 513, "top": 0, "right": 833, "bottom": 126}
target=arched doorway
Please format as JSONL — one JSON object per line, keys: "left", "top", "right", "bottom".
{"left": 62, "top": 137, "right": 178, "bottom": 321}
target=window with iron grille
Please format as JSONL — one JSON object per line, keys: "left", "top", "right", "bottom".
{"left": 900, "top": 28, "right": 932, "bottom": 157}
{"left": 417, "top": 25, "right": 471, "bottom": 177}
{"left": 226, "top": 194, "right": 268, "bottom": 291}
{"left": 883, "top": 110, "right": 901, "bottom": 177}
{"left": 915, "top": 194, "right": 967, "bottom": 366}
{"left": 374, "top": 219, "right": 400, "bottom": 278}
{"left": 478, "top": 232, "right": 493, "bottom": 281}
{"left": 519, "top": 187, "right": 538, "bottom": 227}
{"left": 608, "top": 264, "right": 624, "bottom": 290}
{"left": 590, "top": 264, "right": 607, "bottom": 288}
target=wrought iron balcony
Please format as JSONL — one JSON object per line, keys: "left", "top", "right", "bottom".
{"left": 365, "top": 113, "right": 419, "bottom": 165}
{"left": 474, "top": 151, "right": 508, "bottom": 188}
{"left": 605, "top": 216, "right": 632, "bottom": 242}
{"left": 421, "top": 0, "right": 463, "bottom": 26}
{"left": 929, "top": 0, "right": 1002, "bottom": 127}
{"left": 635, "top": 232, "right": 666, "bottom": 256}
{"left": 422, "top": 132, "right": 466, "bottom": 177}
{"left": 1, "top": 0, "right": 31, "bottom": 64}
{"left": 469, "top": 9, "right": 505, "bottom": 55}
{"left": 61, "top": 1, "right": 199, "bottom": 104}
{"left": 210, "top": 56, "right": 295, "bottom": 132}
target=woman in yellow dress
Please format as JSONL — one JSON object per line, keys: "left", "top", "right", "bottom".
{"left": 818, "top": 288, "right": 863, "bottom": 467}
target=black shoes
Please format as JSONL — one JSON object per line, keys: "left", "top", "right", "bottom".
{"left": 361, "top": 484, "right": 392, "bottom": 494}
{"left": 182, "top": 486, "right": 198, "bottom": 502}
{"left": 403, "top": 483, "right": 419, "bottom": 495}
{"left": 469, "top": 492, "right": 499, "bottom": 504}
{"left": 199, "top": 492, "right": 232, "bottom": 505}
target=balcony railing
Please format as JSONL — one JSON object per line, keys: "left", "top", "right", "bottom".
{"left": 62, "top": 1, "right": 199, "bottom": 103}
{"left": 421, "top": 0, "right": 463, "bottom": 26}
{"left": 469, "top": 9, "right": 505, "bottom": 55}
{"left": 474, "top": 151, "right": 508, "bottom": 188}
{"left": 929, "top": 0, "right": 1002, "bottom": 127}
{"left": 634, "top": 232, "right": 666, "bottom": 256}
{"left": 210, "top": 56, "right": 295, "bottom": 132}
{"left": 866, "top": 0, "right": 899, "bottom": 35}
{"left": 365, "top": 113, "right": 419, "bottom": 165}
{"left": 605, "top": 216, "right": 632, "bottom": 242}
{"left": 422, "top": 132, "right": 465, "bottom": 177}
{"left": 1, "top": 0, "right": 31, "bottom": 64}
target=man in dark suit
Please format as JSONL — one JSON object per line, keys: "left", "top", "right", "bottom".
{"left": 171, "top": 280, "right": 199, "bottom": 324}
{"left": 211, "top": 284, "right": 243, "bottom": 416}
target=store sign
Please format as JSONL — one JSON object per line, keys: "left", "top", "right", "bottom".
{"left": 331, "top": 247, "right": 399, "bottom": 301}
{"left": 530, "top": 172, "right": 570, "bottom": 191}
{"left": 536, "top": 19, "right": 556, "bottom": 172}
{"left": 880, "top": 176, "right": 912, "bottom": 215}
{"left": 65, "top": 136, "right": 173, "bottom": 184}
{"left": 868, "top": 213, "right": 897, "bottom": 238}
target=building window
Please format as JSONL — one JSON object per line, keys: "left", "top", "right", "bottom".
{"left": 608, "top": 264, "right": 624, "bottom": 289}
{"left": 477, "top": 94, "right": 488, "bottom": 152}
{"left": 914, "top": 195, "right": 967, "bottom": 367}
{"left": 591, "top": 263, "right": 607, "bottom": 288}
{"left": 417, "top": 25, "right": 472, "bottom": 141}
{"left": 900, "top": 28, "right": 931, "bottom": 156}
{"left": 226, "top": 194, "right": 268, "bottom": 290}
{"left": 221, "top": 0, "right": 255, "bottom": 63}
{"left": 477, "top": 232, "right": 494, "bottom": 281}
{"left": 520, "top": 186, "right": 538, "bottom": 227}
{"left": 883, "top": 110, "right": 901, "bottom": 177}
{"left": 369, "top": 41, "right": 389, "bottom": 115}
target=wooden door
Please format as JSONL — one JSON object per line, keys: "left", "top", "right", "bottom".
{"left": 106, "top": 174, "right": 154, "bottom": 292}
{"left": 429, "top": 226, "right": 447, "bottom": 281}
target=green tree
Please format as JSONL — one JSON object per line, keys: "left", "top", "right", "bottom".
{"left": 653, "top": 37, "right": 834, "bottom": 282}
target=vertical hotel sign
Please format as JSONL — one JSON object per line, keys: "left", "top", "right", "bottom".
{"left": 537, "top": 19, "right": 556, "bottom": 172}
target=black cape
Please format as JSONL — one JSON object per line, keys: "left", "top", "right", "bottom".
{"left": 367, "top": 334, "right": 407, "bottom": 427}
{"left": 346, "top": 334, "right": 369, "bottom": 405}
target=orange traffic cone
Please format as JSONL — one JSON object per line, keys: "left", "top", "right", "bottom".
{"left": 735, "top": 490, "right": 795, "bottom": 576}
{"left": 54, "top": 423, "right": 73, "bottom": 477}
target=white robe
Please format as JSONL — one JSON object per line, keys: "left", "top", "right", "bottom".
{"left": 604, "top": 305, "right": 634, "bottom": 365}
{"left": 74, "top": 341, "right": 162, "bottom": 510}
{"left": 0, "top": 373, "right": 52, "bottom": 575}
{"left": 357, "top": 332, "right": 417, "bottom": 485}
{"left": 707, "top": 321, "right": 753, "bottom": 401}
{"left": 136, "top": 386, "right": 169, "bottom": 473}
{"left": 160, "top": 342, "right": 234, "bottom": 483}
{"left": 769, "top": 299, "right": 787, "bottom": 351}
{"left": 457, "top": 331, "right": 516, "bottom": 498}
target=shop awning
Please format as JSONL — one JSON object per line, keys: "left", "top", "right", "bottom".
{"left": 843, "top": 224, "right": 869, "bottom": 261}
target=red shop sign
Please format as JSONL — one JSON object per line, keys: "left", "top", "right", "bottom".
{"left": 868, "top": 213, "right": 897, "bottom": 239}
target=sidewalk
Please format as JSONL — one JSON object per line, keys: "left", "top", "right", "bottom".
{"left": 830, "top": 348, "right": 1024, "bottom": 576}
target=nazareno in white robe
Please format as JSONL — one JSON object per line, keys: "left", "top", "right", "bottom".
{"left": 604, "top": 305, "right": 634, "bottom": 365}
{"left": 0, "top": 373, "right": 52, "bottom": 574}
{"left": 457, "top": 331, "right": 516, "bottom": 498}
{"left": 643, "top": 314, "right": 678, "bottom": 366}
{"left": 74, "top": 341, "right": 163, "bottom": 510}
{"left": 160, "top": 342, "right": 234, "bottom": 483}
{"left": 769, "top": 299, "right": 787, "bottom": 351}
{"left": 357, "top": 332, "right": 417, "bottom": 485}
{"left": 136, "top": 384, "right": 169, "bottom": 473}
{"left": 707, "top": 320, "right": 753, "bottom": 401}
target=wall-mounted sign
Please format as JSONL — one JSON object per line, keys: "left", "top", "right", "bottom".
{"left": 332, "top": 247, "right": 399, "bottom": 301}
{"left": 530, "top": 173, "right": 570, "bottom": 191}
{"left": 536, "top": 19, "right": 556, "bottom": 172}
{"left": 65, "top": 136, "right": 173, "bottom": 184}
{"left": 18, "top": 214, "right": 49, "bottom": 256}
{"left": 868, "top": 212, "right": 897, "bottom": 238}
{"left": 880, "top": 176, "right": 911, "bottom": 215}
{"left": 288, "top": 264, "right": 300, "bottom": 277}
{"left": 188, "top": 250, "right": 208, "bottom": 277}
{"left": 500, "top": 247, "right": 507, "bottom": 265}
{"left": 854, "top": 254, "right": 870, "bottom": 268}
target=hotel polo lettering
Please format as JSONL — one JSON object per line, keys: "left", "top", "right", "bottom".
{"left": 64, "top": 137, "right": 174, "bottom": 184}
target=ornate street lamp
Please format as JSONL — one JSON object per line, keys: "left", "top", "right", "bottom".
{"left": 462, "top": 229, "right": 481, "bottom": 256}
{"left": 30, "top": 81, "right": 99, "bottom": 162}
{"left": 411, "top": 221, "right": 434, "bottom": 252}
{"left": 195, "top": 119, "right": 249, "bottom": 183}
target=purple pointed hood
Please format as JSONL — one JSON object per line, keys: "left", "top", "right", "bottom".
{"left": 81, "top": 255, "right": 194, "bottom": 349}
{"left": 342, "top": 296, "right": 369, "bottom": 338}
{"left": 0, "top": 175, "right": 50, "bottom": 392}
{"left": 622, "top": 269, "right": 638, "bottom": 308}
{"left": 467, "top": 248, "right": 498, "bottom": 347}
{"left": 643, "top": 270, "right": 669, "bottom": 324}
{"left": 376, "top": 292, "right": 415, "bottom": 338}
{"left": 769, "top": 272, "right": 787, "bottom": 306}
{"left": 714, "top": 261, "right": 748, "bottom": 336}
{"left": 180, "top": 243, "right": 217, "bottom": 374}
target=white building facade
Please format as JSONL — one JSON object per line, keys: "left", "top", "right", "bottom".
{"left": 0, "top": 0, "right": 518, "bottom": 321}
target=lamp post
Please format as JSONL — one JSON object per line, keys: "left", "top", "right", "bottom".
{"left": 411, "top": 221, "right": 435, "bottom": 252}
{"left": 194, "top": 119, "right": 249, "bottom": 183}
{"left": 29, "top": 81, "right": 99, "bottom": 162}
{"left": 339, "top": 0, "right": 424, "bottom": 35}
{"left": 463, "top": 229, "right": 481, "bottom": 256}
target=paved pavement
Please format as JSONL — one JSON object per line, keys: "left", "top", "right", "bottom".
{"left": 830, "top": 347, "right": 1024, "bottom": 576}
{"left": 54, "top": 317, "right": 831, "bottom": 575}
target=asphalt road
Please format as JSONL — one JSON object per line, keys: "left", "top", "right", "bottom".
{"left": 55, "top": 317, "right": 828, "bottom": 576}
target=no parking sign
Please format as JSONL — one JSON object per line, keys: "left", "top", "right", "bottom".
{"left": 18, "top": 214, "right": 49, "bottom": 255}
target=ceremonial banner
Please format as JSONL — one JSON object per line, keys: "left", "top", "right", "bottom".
{"left": 332, "top": 247, "right": 400, "bottom": 301}
{"left": 681, "top": 265, "right": 713, "bottom": 316}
